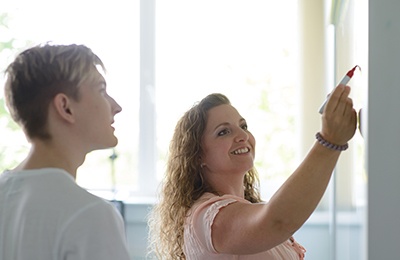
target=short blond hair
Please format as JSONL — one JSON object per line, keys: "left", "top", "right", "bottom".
{"left": 4, "top": 43, "right": 105, "bottom": 140}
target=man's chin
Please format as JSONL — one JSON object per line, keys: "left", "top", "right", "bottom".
{"left": 107, "top": 137, "right": 119, "bottom": 149}
{"left": 91, "top": 137, "right": 118, "bottom": 151}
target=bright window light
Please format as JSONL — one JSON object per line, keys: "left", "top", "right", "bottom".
{"left": 0, "top": 0, "right": 299, "bottom": 201}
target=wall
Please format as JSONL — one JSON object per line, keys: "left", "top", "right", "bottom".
{"left": 123, "top": 203, "right": 364, "bottom": 260}
{"left": 368, "top": 0, "right": 400, "bottom": 259}
{"left": 124, "top": 203, "right": 153, "bottom": 259}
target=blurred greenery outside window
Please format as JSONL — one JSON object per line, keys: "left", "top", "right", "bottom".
{"left": 0, "top": 1, "right": 302, "bottom": 201}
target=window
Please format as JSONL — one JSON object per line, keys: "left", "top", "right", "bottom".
{"left": 155, "top": 0, "right": 300, "bottom": 199}
{"left": 0, "top": 0, "right": 141, "bottom": 200}
{"left": 0, "top": 0, "right": 300, "bottom": 201}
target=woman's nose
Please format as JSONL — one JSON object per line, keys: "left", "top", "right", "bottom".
{"left": 234, "top": 128, "right": 249, "bottom": 142}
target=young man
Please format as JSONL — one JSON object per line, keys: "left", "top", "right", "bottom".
{"left": 0, "top": 43, "right": 130, "bottom": 260}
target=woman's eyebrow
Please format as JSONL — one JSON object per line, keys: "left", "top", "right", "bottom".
{"left": 213, "top": 122, "right": 229, "bottom": 132}
{"left": 213, "top": 118, "right": 246, "bottom": 131}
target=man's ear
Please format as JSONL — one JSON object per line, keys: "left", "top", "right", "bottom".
{"left": 52, "top": 93, "right": 75, "bottom": 123}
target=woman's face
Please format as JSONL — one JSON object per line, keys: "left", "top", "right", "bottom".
{"left": 200, "top": 104, "right": 255, "bottom": 176}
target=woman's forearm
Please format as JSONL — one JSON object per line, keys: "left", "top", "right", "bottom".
{"left": 266, "top": 141, "right": 341, "bottom": 234}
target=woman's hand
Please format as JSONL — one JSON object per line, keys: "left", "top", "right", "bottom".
{"left": 320, "top": 85, "right": 357, "bottom": 145}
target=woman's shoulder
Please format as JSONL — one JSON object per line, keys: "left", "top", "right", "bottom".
{"left": 189, "top": 192, "right": 251, "bottom": 217}
{"left": 197, "top": 192, "right": 249, "bottom": 204}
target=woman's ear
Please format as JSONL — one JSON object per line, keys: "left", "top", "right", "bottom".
{"left": 198, "top": 155, "right": 206, "bottom": 168}
{"left": 52, "top": 93, "right": 75, "bottom": 123}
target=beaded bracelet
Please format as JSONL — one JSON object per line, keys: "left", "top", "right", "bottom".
{"left": 315, "top": 132, "right": 348, "bottom": 151}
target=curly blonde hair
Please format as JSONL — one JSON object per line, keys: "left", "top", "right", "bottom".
{"left": 148, "top": 93, "right": 261, "bottom": 259}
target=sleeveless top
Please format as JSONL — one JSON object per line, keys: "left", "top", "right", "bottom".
{"left": 183, "top": 193, "right": 306, "bottom": 259}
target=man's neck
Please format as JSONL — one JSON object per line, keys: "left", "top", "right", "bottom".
{"left": 16, "top": 141, "right": 84, "bottom": 179}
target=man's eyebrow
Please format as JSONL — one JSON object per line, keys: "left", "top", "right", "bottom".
{"left": 97, "top": 80, "right": 107, "bottom": 88}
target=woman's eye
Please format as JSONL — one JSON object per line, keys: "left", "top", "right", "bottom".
{"left": 218, "top": 129, "right": 230, "bottom": 136}
{"left": 241, "top": 124, "right": 248, "bottom": 130}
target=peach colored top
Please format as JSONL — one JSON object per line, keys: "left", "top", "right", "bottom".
{"left": 183, "top": 193, "right": 306, "bottom": 259}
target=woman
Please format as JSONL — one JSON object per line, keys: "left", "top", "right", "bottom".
{"left": 149, "top": 85, "right": 357, "bottom": 259}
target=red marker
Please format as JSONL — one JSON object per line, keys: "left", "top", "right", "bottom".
{"left": 318, "top": 65, "right": 360, "bottom": 114}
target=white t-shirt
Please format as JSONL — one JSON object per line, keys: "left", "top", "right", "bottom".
{"left": 0, "top": 168, "right": 130, "bottom": 260}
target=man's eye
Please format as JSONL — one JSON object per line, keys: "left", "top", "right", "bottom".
{"left": 100, "top": 88, "right": 107, "bottom": 95}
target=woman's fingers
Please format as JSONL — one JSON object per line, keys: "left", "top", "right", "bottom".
{"left": 321, "top": 85, "right": 357, "bottom": 145}
{"left": 325, "top": 85, "right": 351, "bottom": 115}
